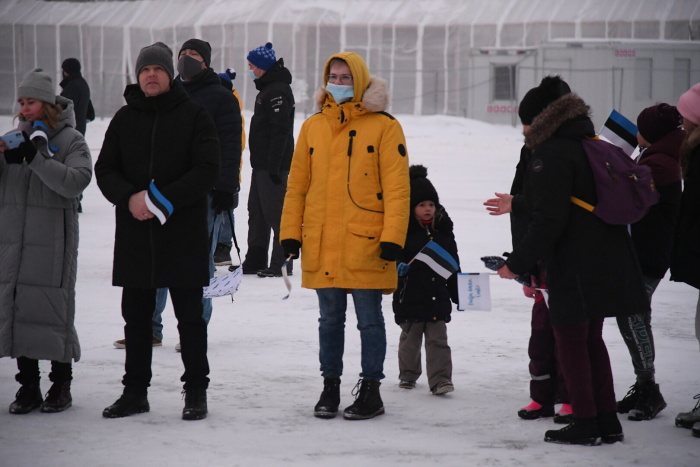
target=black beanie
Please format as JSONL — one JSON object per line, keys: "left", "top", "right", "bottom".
{"left": 518, "top": 76, "right": 571, "bottom": 125}
{"left": 637, "top": 103, "right": 682, "bottom": 144}
{"left": 410, "top": 165, "right": 440, "bottom": 210}
{"left": 179, "top": 38, "right": 212, "bottom": 68}
{"left": 61, "top": 58, "right": 81, "bottom": 75}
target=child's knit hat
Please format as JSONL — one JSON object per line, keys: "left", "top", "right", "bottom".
{"left": 409, "top": 165, "right": 440, "bottom": 210}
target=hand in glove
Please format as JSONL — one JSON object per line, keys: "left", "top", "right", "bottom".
{"left": 269, "top": 171, "right": 282, "bottom": 185}
{"left": 396, "top": 262, "right": 410, "bottom": 277}
{"left": 380, "top": 242, "right": 401, "bottom": 262}
{"left": 281, "top": 239, "right": 301, "bottom": 258}
{"left": 211, "top": 190, "right": 234, "bottom": 214}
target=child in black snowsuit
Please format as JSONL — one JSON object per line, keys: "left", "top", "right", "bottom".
{"left": 392, "top": 165, "right": 460, "bottom": 395}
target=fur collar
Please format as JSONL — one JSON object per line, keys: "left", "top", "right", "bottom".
{"left": 313, "top": 77, "right": 389, "bottom": 113}
{"left": 524, "top": 94, "right": 591, "bottom": 150}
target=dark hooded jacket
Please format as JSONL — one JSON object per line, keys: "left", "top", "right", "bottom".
{"left": 95, "top": 80, "right": 220, "bottom": 288}
{"left": 60, "top": 72, "right": 91, "bottom": 135}
{"left": 505, "top": 94, "right": 648, "bottom": 325}
{"left": 392, "top": 207, "right": 460, "bottom": 324}
{"left": 248, "top": 58, "right": 295, "bottom": 177}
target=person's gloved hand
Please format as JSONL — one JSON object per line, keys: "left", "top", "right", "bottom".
{"left": 380, "top": 242, "right": 401, "bottom": 262}
{"left": 397, "top": 262, "right": 410, "bottom": 277}
{"left": 4, "top": 141, "right": 34, "bottom": 164}
{"left": 281, "top": 239, "right": 301, "bottom": 258}
{"left": 211, "top": 190, "right": 234, "bottom": 214}
{"left": 269, "top": 171, "right": 282, "bottom": 185}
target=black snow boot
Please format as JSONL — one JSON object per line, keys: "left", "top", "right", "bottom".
{"left": 616, "top": 382, "right": 639, "bottom": 414}
{"left": 9, "top": 384, "right": 43, "bottom": 414}
{"left": 544, "top": 418, "right": 602, "bottom": 446}
{"left": 343, "top": 379, "right": 384, "bottom": 420}
{"left": 102, "top": 389, "right": 150, "bottom": 418}
{"left": 628, "top": 381, "right": 666, "bottom": 421}
{"left": 597, "top": 411, "right": 624, "bottom": 444}
{"left": 40, "top": 381, "right": 72, "bottom": 413}
{"left": 182, "top": 387, "right": 207, "bottom": 421}
{"left": 314, "top": 377, "right": 341, "bottom": 419}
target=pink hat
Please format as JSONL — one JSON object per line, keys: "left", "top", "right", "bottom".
{"left": 677, "top": 83, "right": 700, "bottom": 125}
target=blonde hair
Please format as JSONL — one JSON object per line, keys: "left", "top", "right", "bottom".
{"left": 14, "top": 101, "right": 63, "bottom": 130}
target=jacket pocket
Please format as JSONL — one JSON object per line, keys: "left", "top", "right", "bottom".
{"left": 301, "top": 224, "right": 323, "bottom": 272}
{"left": 345, "top": 223, "right": 385, "bottom": 271}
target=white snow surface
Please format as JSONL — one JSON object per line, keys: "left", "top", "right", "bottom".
{"left": 0, "top": 112, "right": 698, "bottom": 466}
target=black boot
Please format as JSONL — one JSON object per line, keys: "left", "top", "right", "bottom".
{"left": 616, "top": 382, "right": 639, "bottom": 414}
{"left": 182, "top": 387, "right": 207, "bottom": 421}
{"left": 9, "top": 384, "right": 43, "bottom": 414}
{"left": 314, "top": 377, "right": 341, "bottom": 419}
{"left": 544, "top": 418, "right": 602, "bottom": 446}
{"left": 103, "top": 389, "right": 149, "bottom": 418}
{"left": 597, "top": 411, "right": 624, "bottom": 444}
{"left": 40, "top": 381, "right": 72, "bottom": 413}
{"left": 628, "top": 381, "right": 666, "bottom": 421}
{"left": 343, "top": 379, "right": 384, "bottom": 420}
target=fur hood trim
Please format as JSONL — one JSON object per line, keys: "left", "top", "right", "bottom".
{"left": 524, "top": 94, "right": 591, "bottom": 149}
{"left": 313, "top": 77, "right": 389, "bottom": 113}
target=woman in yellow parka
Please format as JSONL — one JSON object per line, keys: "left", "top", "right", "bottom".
{"left": 280, "top": 52, "right": 410, "bottom": 421}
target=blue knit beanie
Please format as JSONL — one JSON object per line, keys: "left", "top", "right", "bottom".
{"left": 247, "top": 42, "right": 276, "bottom": 71}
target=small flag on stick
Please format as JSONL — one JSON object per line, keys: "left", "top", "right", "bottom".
{"left": 598, "top": 109, "right": 638, "bottom": 156}
{"left": 411, "top": 241, "right": 459, "bottom": 280}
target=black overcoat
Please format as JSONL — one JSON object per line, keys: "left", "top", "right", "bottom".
{"left": 95, "top": 81, "right": 220, "bottom": 288}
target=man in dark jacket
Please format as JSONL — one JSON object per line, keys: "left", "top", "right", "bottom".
{"left": 242, "top": 42, "right": 295, "bottom": 277}
{"left": 95, "top": 42, "right": 220, "bottom": 421}
{"left": 59, "top": 58, "right": 91, "bottom": 136}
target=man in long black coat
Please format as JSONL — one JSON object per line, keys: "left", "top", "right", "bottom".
{"left": 59, "top": 58, "right": 91, "bottom": 136}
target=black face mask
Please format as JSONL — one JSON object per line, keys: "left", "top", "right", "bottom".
{"left": 177, "top": 55, "right": 204, "bottom": 80}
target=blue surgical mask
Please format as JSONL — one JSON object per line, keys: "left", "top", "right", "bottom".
{"left": 326, "top": 83, "right": 354, "bottom": 103}
{"left": 248, "top": 69, "right": 257, "bottom": 81}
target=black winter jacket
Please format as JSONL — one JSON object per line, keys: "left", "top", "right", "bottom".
{"left": 95, "top": 80, "right": 220, "bottom": 288}
{"left": 180, "top": 69, "right": 242, "bottom": 194}
{"left": 506, "top": 94, "right": 648, "bottom": 326}
{"left": 248, "top": 58, "right": 295, "bottom": 176}
{"left": 392, "top": 208, "right": 460, "bottom": 324}
{"left": 60, "top": 73, "right": 90, "bottom": 135}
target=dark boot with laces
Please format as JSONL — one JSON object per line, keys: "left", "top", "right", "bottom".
{"left": 103, "top": 389, "right": 150, "bottom": 418}
{"left": 314, "top": 377, "right": 341, "bottom": 419}
{"left": 616, "top": 382, "right": 639, "bottom": 414}
{"left": 182, "top": 387, "right": 207, "bottom": 421}
{"left": 544, "top": 418, "right": 602, "bottom": 446}
{"left": 9, "top": 384, "right": 43, "bottom": 414}
{"left": 597, "top": 411, "right": 624, "bottom": 444}
{"left": 40, "top": 381, "right": 72, "bottom": 413}
{"left": 628, "top": 381, "right": 666, "bottom": 421}
{"left": 343, "top": 379, "right": 384, "bottom": 420}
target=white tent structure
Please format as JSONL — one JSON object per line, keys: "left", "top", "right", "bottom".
{"left": 1, "top": 0, "right": 699, "bottom": 127}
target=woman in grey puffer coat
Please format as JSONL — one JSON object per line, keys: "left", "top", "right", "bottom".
{"left": 0, "top": 68, "right": 92, "bottom": 414}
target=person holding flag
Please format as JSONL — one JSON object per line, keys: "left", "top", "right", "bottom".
{"left": 392, "top": 165, "right": 460, "bottom": 395}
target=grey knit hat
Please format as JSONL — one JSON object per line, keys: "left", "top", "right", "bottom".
{"left": 135, "top": 42, "right": 174, "bottom": 81}
{"left": 17, "top": 68, "right": 56, "bottom": 104}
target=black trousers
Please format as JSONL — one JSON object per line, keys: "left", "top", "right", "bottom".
{"left": 16, "top": 356, "right": 72, "bottom": 386}
{"left": 121, "top": 287, "right": 209, "bottom": 392}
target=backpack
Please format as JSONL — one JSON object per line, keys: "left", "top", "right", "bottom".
{"left": 570, "top": 137, "right": 659, "bottom": 225}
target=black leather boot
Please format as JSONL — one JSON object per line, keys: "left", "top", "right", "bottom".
{"left": 103, "top": 389, "right": 150, "bottom": 418}
{"left": 9, "top": 384, "right": 43, "bottom": 414}
{"left": 314, "top": 377, "right": 341, "bottom": 419}
{"left": 343, "top": 379, "right": 384, "bottom": 420}
{"left": 544, "top": 418, "right": 601, "bottom": 446}
{"left": 40, "top": 381, "right": 73, "bottom": 413}
{"left": 182, "top": 387, "right": 208, "bottom": 421}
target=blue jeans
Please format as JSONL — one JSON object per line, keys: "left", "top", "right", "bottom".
{"left": 151, "top": 195, "right": 221, "bottom": 338}
{"left": 217, "top": 209, "right": 234, "bottom": 248}
{"left": 316, "top": 288, "right": 386, "bottom": 381}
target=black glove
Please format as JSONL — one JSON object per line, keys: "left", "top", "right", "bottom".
{"left": 380, "top": 242, "right": 401, "bottom": 262}
{"left": 269, "top": 171, "right": 282, "bottom": 185}
{"left": 211, "top": 190, "right": 234, "bottom": 214}
{"left": 4, "top": 141, "right": 34, "bottom": 164}
{"left": 281, "top": 239, "right": 301, "bottom": 258}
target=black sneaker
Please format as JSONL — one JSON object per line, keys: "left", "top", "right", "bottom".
{"left": 40, "top": 381, "right": 72, "bottom": 413}
{"left": 257, "top": 267, "right": 282, "bottom": 278}
{"left": 544, "top": 418, "right": 602, "bottom": 446}
{"left": 182, "top": 387, "right": 207, "bottom": 420}
{"left": 314, "top": 377, "right": 341, "bottom": 419}
{"left": 9, "top": 384, "right": 43, "bottom": 414}
{"left": 617, "top": 382, "right": 639, "bottom": 414}
{"left": 213, "top": 243, "right": 232, "bottom": 266}
{"left": 103, "top": 391, "right": 150, "bottom": 418}
{"left": 517, "top": 401, "right": 554, "bottom": 420}
{"left": 628, "top": 381, "right": 666, "bottom": 421}
{"left": 399, "top": 380, "right": 416, "bottom": 389}
{"left": 343, "top": 379, "right": 384, "bottom": 420}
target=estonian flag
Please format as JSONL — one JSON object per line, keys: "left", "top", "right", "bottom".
{"left": 598, "top": 110, "right": 638, "bottom": 156}
{"left": 145, "top": 180, "right": 174, "bottom": 225}
{"left": 413, "top": 241, "right": 459, "bottom": 280}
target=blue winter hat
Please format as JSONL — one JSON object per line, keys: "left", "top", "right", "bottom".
{"left": 218, "top": 68, "right": 236, "bottom": 83}
{"left": 247, "top": 42, "right": 276, "bottom": 71}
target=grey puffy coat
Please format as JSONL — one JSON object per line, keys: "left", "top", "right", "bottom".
{"left": 0, "top": 96, "right": 92, "bottom": 362}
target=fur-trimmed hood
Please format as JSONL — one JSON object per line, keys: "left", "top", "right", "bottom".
{"left": 524, "top": 93, "right": 592, "bottom": 150}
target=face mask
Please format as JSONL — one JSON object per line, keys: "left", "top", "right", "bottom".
{"left": 326, "top": 83, "right": 354, "bottom": 104}
{"left": 248, "top": 69, "right": 258, "bottom": 81}
{"left": 177, "top": 55, "right": 204, "bottom": 80}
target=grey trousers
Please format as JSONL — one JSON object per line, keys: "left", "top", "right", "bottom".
{"left": 398, "top": 321, "right": 452, "bottom": 389}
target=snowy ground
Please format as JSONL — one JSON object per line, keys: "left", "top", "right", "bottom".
{"left": 0, "top": 112, "right": 698, "bottom": 467}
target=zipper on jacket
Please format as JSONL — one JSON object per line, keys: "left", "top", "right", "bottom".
{"left": 347, "top": 130, "right": 356, "bottom": 157}
{"left": 346, "top": 129, "right": 383, "bottom": 214}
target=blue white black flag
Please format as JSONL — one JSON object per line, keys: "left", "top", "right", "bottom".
{"left": 413, "top": 241, "right": 459, "bottom": 279}
{"left": 598, "top": 109, "right": 638, "bottom": 156}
